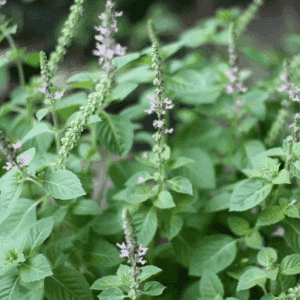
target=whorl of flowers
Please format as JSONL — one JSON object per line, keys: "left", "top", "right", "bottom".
{"left": 55, "top": 0, "right": 126, "bottom": 170}
{"left": 0, "top": 131, "right": 30, "bottom": 171}
{"left": 47, "top": 0, "right": 85, "bottom": 79}
{"left": 275, "top": 284, "right": 300, "bottom": 300}
{"left": 277, "top": 59, "right": 300, "bottom": 103}
{"left": 226, "top": 21, "right": 248, "bottom": 97}
{"left": 146, "top": 20, "right": 174, "bottom": 160}
{"left": 116, "top": 207, "right": 148, "bottom": 300}
{"left": 93, "top": 0, "right": 127, "bottom": 79}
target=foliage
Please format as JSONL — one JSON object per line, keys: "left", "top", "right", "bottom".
{"left": 0, "top": 0, "right": 300, "bottom": 299}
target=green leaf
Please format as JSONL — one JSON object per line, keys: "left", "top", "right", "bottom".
{"left": 97, "top": 288, "right": 126, "bottom": 299}
{"left": 237, "top": 267, "right": 267, "bottom": 291}
{"left": 44, "top": 266, "right": 93, "bottom": 300}
{"left": 165, "top": 69, "right": 221, "bottom": 105}
{"left": 291, "top": 161, "right": 300, "bottom": 180}
{"left": 154, "top": 190, "right": 176, "bottom": 208}
{"left": 133, "top": 206, "right": 158, "bottom": 247}
{"left": 204, "top": 192, "right": 231, "bottom": 213}
{"left": 167, "top": 156, "right": 195, "bottom": 170}
{"left": 0, "top": 169, "right": 23, "bottom": 226}
{"left": 227, "top": 216, "right": 251, "bottom": 236}
{"left": 24, "top": 52, "right": 41, "bottom": 67}
{"left": 0, "top": 198, "right": 37, "bottom": 238}
{"left": 72, "top": 199, "right": 100, "bottom": 215}
{"left": 272, "top": 169, "right": 291, "bottom": 184}
{"left": 96, "top": 112, "right": 134, "bottom": 157}
{"left": 239, "top": 88, "right": 269, "bottom": 120}
{"left": 167, "top": 176, "right": 193, "bottom": 195}
{"left": 256, "top": 206, "right": 285, "bottom": 226}
{"left": 123, "top": 184, "right": 155, "bottom": 204}
{"left": 23, "top": 216, "right": 54, "bottom": 253}
{"left": 265, "top": 267, "right": 279, "bottom": 281}
{"left": 229, "top": 179, "right": 273, "bottom": 212}
{"left": 139, "top": 265, "right": 163, "bottom": 282}
{"left": 110, "top": 82, "right": 138, "bottom": 102}
{"left": 244, "top": 229, "right": 263, "bottom": 250}
{"left": 284, "top": 223, "right": 300, "bottom": 253}
{"left": 21, "top": 121, "right": 52, "bottom": 144}
{"left": 189, "top": 234, "right": 237, "bottom": 276}
{"left": 280, "top": 254, "right": 300, "bottom": 275}
{"left": 19, "top": 254, "right": 53, "bottom": 282}
{"left": 285, "top": 206, "right": 300, "bottom": 218}
{"left": 42, "top": 170, "right": 86, "bottom": 200}
{"left": 117, "top": 65, "right": 153, "bottom": 83}
{"left": 171, "top": 147, "right": 216, "bottom": 189}
{"left": 91, "top": 210, "right": 123, "bottom": 235}
{"left": 112, "top": 52, "right": 141, "bottom": 69}
{"left": 162, "top": 213, "right": 183, "bottom": 240}
{"left": 85, "top": 239, "right": 122, "bottom": 267}
{"left": 0, "top": 275, "right": 21, "bottom": 299}
{"left": 90, "top": 275, "right": 121, "bottom": 290}
{"left": 124, "top": 171, "right": 153, "bottom": 187}
{"left": 200, "top": 270, "right": 224, "bottom": 298}
{"left": 142, "top": 281, "right": 166, "bottom": 296}
{"left": 36, "top": 108, "right": 49, "bottom": 121}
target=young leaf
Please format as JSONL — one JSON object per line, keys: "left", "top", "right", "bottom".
{"left": 42, "top": 170, "right": 86, "bottom": 200}
{"left": 167, "top": 176, "right": 193, "bottom": 195}
{"left": 90, "top": 275, "right": 122, "bottom": 290}
{"left": 142, "top": 281, "right": 166, "bottom": 296}
{"left": 19, "top": 254, "right": 53, "bottom": 282}
{"left": 139, "top": 265, "right": 163, "bottom": 282}
{"left": 97, "top": 288, "right": 126, "bottom": 299}
{"left": 167, "top": 156, "right": 195, "bottom": 170}
{"left": 154, "top": 190, "right": 176, "bottom": 208}
{"left": 227, "top": 216, "right": 251, "bottom": 236}
{"left": 44, "top": 266, "right": 93, "bottom": 300}
{"left": 256, "top": 206, "right": 285, "bottom": 226}
{"left": 237, "top": 267, "right": 267, "bottom": 291}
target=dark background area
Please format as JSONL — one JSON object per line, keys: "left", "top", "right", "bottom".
{"left": 1, "top": 0, "right": 300, "bottom": 94}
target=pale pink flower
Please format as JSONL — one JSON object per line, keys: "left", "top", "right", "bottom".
{"left": 13, "top": 141, "right": 22, "bottom": 149}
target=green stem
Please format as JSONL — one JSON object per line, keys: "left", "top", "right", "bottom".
{"left": 51, "top": 101, "right": 61, "bottom": 153}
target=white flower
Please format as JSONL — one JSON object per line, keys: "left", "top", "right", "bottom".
{"left": 153, "top": 120, "right": 164, "bottom": 128}
{"left": 39, "top": 86, "right": 46, "bottom": 94}
{"left": 13, "top": 141, "right": 22, "bottom": 149}
{"left": 18, "top": 153, "right": 31, "bottom": 166}
{"left": 138, "top": 177, "right": 145, "bottom": 183}
{"left": 138, "top": 245, "right": 148, "bottom": 256}
{"left": 0, "top": 0, "right": 6, "bottom": 6}
{"left": 277, "top": 84, "right": 288, "bottom": 92}
{"left": 115, "top": 11, "right": 123, "bottom": 17}
{"left": 95, "top": 34, "right": 104, "bottom": 42}
{"left": 142, "top": 152, "right": 148, "bottom": 159}
{"left": 54, "top": 91, "right": 64, "bottom": 99}
{"left": 138, "top": 257, "right": 147, "bottom": 265}
{"left": 3, "top": 161, "right": 14, "bottom": 171}
{"left": 226, "top": 84, "right": 234, "bottom": 94}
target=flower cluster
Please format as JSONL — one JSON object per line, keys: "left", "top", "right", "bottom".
{"left": 0, "top": 0, "right": 6, "bottom": 8}
{"left": 145, "top": 42, "right": 174, "bottom": 146}
{"left": 0, "top": 131, "right": 30, "bottom": 171}
{"left": 277, "top": 73, "right": 300, "bottom": 103}
{"left": 117, "top": 207, "right": 148, "bottom": 299}
{"left": 226, "top": 21, "right": 247, "bottom": 96}
{"left": 47, "top": 0, "right": 85, "bottom": 79}
{"left": 275, "top": 284, "right": 300, "bottom": 300}
{"left": 93, "top": 0, "right": 127, "bottom": 76}
{"left": 55, "top": 0, "right": 125, "bottom": 170}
